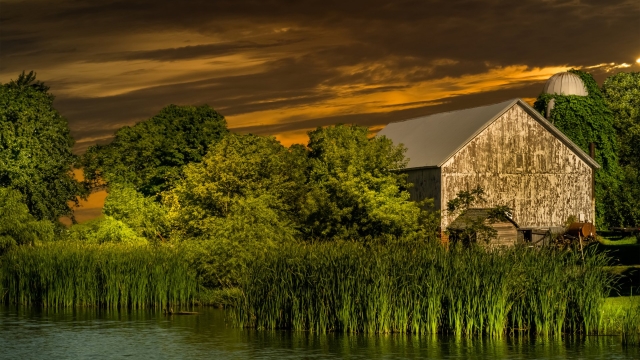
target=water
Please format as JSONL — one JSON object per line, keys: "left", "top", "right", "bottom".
{"left": 0, "top": 306, "right": 637, "bottom": 359}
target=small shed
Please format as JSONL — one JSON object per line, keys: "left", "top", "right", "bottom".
{"left": 448, "top": 208, "right": 519, "bottom": 247}
{"left": 377, "top": 98, "right": 600, "bottom": 242}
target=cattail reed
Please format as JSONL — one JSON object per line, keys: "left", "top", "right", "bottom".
{"left": 233, "top": 241, "right": 615, "bottom": 336}
{"left": 0, "top": 242, "right": 196, "bottom": 308}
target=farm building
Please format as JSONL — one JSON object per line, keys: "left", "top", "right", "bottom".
{"left": 377, "top": 97, "right": 600, "bottom": 244}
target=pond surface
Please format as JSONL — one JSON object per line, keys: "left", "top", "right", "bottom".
{"left": 0, "top": 306, "right": 637, "bottom": 359}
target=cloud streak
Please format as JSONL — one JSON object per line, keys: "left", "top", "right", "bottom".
{"left": 0, "top": 0, "right": 638, "bottom": 153}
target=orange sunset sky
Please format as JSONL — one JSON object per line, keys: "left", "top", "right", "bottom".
{"left": 2, "top": 0, "right": 639, "bottom": 222}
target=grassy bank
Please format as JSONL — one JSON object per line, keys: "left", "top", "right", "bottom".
{"left": 233, "top": 241, "right": 615, "bottom": 336}
{"left": 0, "top": 242, "right": 197, "bottom": 308}
{"left": 602, "top": 296, "right": 640, "bottom": 346}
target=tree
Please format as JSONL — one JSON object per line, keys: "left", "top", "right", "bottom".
{"left": 165, "top": 133, "right": 305, "bottom": 239}
{"left": 602, "top": 72, "right": 640, "bottom": 170}
{"left": 602, "top": 72, "right": 640, "bottom": 226}
{"left": 302, "top": 125, "right": 431, "bottom": 240}
{"left": 0, "top": 71, "right": 85, "bottom": 221}
{"left": 80, "top": 104, "right": 228, "bottom": 197}
{"left": 0, "top": 187, "right": 54, "bottom": 254}
{"left": 534, "top": 70, "right": 621, "bottom": 228}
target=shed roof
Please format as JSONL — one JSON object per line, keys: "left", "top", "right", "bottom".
{"left": 377, "top": 98, "right": 600, "bottom": 169}
{"left": 448, "top": 208, "right": 519, "bottom": 230}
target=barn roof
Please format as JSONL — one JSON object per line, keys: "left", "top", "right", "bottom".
{"left": 377, "top": 98, "right": 600, "bottom": 169}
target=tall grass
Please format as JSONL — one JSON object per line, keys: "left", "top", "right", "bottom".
{"left": 233, "top": 241, "right": 614, "bottom": 336}
{"left": 0, "top": 242, "right": 196, "bottom": 308}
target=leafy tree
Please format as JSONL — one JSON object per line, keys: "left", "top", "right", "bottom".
{"left": 0, "top": 71, "right": 85, "bottom": 221}
{"left": 603, "top": 72, "right": 640, "bottom": 169}
{"left": 0, "top": 187, "right": 54, "bottom": 254}
{"left": 102, "top": 185, "right": 169, "bottom": 241}
{"left": 303, "top": 125, "right": 431, "bottom": 240}
{"left": 81, "top": 104, "right": 228, "bottom": 197}
{"left": 602, "top": 72, "right": 640, "bottom": 226}
{"left": 166, "top": 134, "right": 302, "bottom": 289}
{"left": 165, "top": 133, "right": 305, "bottom": 239}
{"left": 534, "top": 70, "right": 621, "bottom": 228}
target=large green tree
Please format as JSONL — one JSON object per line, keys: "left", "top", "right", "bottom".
{"left": 534, "top": 70, "right": 621, "bottom": 228}
{"left": 602, "top": 71, "right": 640, "bottom": 226}
{"left": 165, "top": 133, "right": 306, "bottom": 240}
{"left": 81, "top": 104, "right": 228, "bottom": 197}
{"left": 303, "top": 125, "right": 432, "bottom": 240}
{"left": 0, "top": 71, "right": 85, "bottom": 221}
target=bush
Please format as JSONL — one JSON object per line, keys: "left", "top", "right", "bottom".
{"left": 0, "top": 187, "right": 54, "bottom": 254}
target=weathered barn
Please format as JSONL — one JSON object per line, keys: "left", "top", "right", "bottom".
{"left": 377, "top": 98, "right": 600, "bottom": 243}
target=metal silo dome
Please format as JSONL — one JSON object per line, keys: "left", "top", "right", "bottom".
{"left": 543, "top": 72, "right": 588, "bottom": 96}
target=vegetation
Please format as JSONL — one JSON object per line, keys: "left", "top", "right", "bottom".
{"left": 80, "top": 104, "right": 228, "bottom": 197}
{"left": 0, "top": 242, "right": 196, "bottom": 308}
{"left": 601, "top": 296, "right": 640, "bottom": 346}
{"left": 0, "top": 71, "right": 85, "bottom": 221}
{"left": 1, "top": 70, "right": 638, "bottom": 346}
{"left": 534, "top": 70, "right": 621, "bottom": 229}
{"left": 233, "top": 241, "right": 614, "bottom": 336}
{"left": 602, "top": 72, "right": 640, "bottom": 227}
{"left": 302, "top": 125, "right": 434, "bottom": 240}
{"left": 0, "top": 187, "right": 54, "bottom": 254}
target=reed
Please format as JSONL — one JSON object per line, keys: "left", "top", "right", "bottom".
{"left": 233, "top": 241, "right": 614, "bottom": 336}
{"left": 0, "top": 241, "right": 196, "bottom": 308}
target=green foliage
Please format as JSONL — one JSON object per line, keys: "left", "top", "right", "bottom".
{"left": 446, "top": 186, "right": 486, "bottom": 213}
{"left": 603, "top": 72, "right": 640, "bottom": 227}
{"left": 234, "top": 241, "right": 614, "bottom": 336}
{"left": 602, "top": 72, "right": 640, "bottom": 169}
{"left": 1, "top": 242, "right": 196, "bottom": 308}
{"left": 0, "top": 71, "right": 85, "bottom": 220}
{"left": 534, "top": 70, "right": 621, "bottom": 228}
{"left": 165, "top": 134, "right": 303, "bottom": 289}
{"left": 0, "top": 187, "right": 54, "bottom": 254}
{"left": 103, "top": 185, "right": 169, "bottom": 241}
{"left": 165, "top": 133, "right": 304, "bottom": 239}
{"left": 80, "top": 104, "right": 228, "bottom": 197}
{"left": 303, "top": 125, "right": 431, "bottom": 240}
{"left": 65, "top": 216, "right": 148, "bottom": 245}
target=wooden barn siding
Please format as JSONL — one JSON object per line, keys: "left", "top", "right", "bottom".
{"left": 492, "top": 222, "right": 518, "bottom": 246}
{"left": 440, "top": 105, "right": 593, "bottom": 230}
{"left": 405, "top": 167, "right": 441, "bottom": 210}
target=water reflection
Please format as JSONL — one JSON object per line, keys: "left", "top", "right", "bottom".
{"left": 0, "top": 306, "right": 637, "bottom": 359}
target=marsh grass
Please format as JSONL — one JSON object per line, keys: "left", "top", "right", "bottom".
{"left": 234, "top": 241, "right": 614, "bottom": 336}
{"left": 600, "top": 296, "right": 640, "bottom": 347}
{"left": 0, "top": 242, "right": 196, "bottom": 308}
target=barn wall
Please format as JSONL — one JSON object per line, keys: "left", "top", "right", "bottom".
{"left": 440, "top": 105, "right": 593, "bottom": 230}
{"left": 404, "top": 167, "right": 441, "bottom": 210}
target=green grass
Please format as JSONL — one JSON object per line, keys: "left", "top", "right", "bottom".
{"left": 601, "top": 296, "right": 640, "bottom": 346}
{"left": 232, "top": 241, "right": 614, "bottom": 336}
{"left": 0, "top": 241, "right": 197, "bottom": 308}
{"left": 597, "top": 236, "right": 638, "bottom": 246}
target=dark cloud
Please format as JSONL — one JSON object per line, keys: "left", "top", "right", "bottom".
{"left": 89, "top": 39, "right": 304, "bottom": 63}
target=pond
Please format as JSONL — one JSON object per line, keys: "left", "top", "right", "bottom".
{"left": 0, "top": 306, "right": 637, "bottom": 359}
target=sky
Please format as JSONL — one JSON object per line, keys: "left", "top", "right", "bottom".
{"left": 1, "top": 0, "right": 639, "bottom": 221}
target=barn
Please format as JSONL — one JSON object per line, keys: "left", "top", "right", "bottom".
{"left": 377, "top": 98, "right": 600, "bottom": 244}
